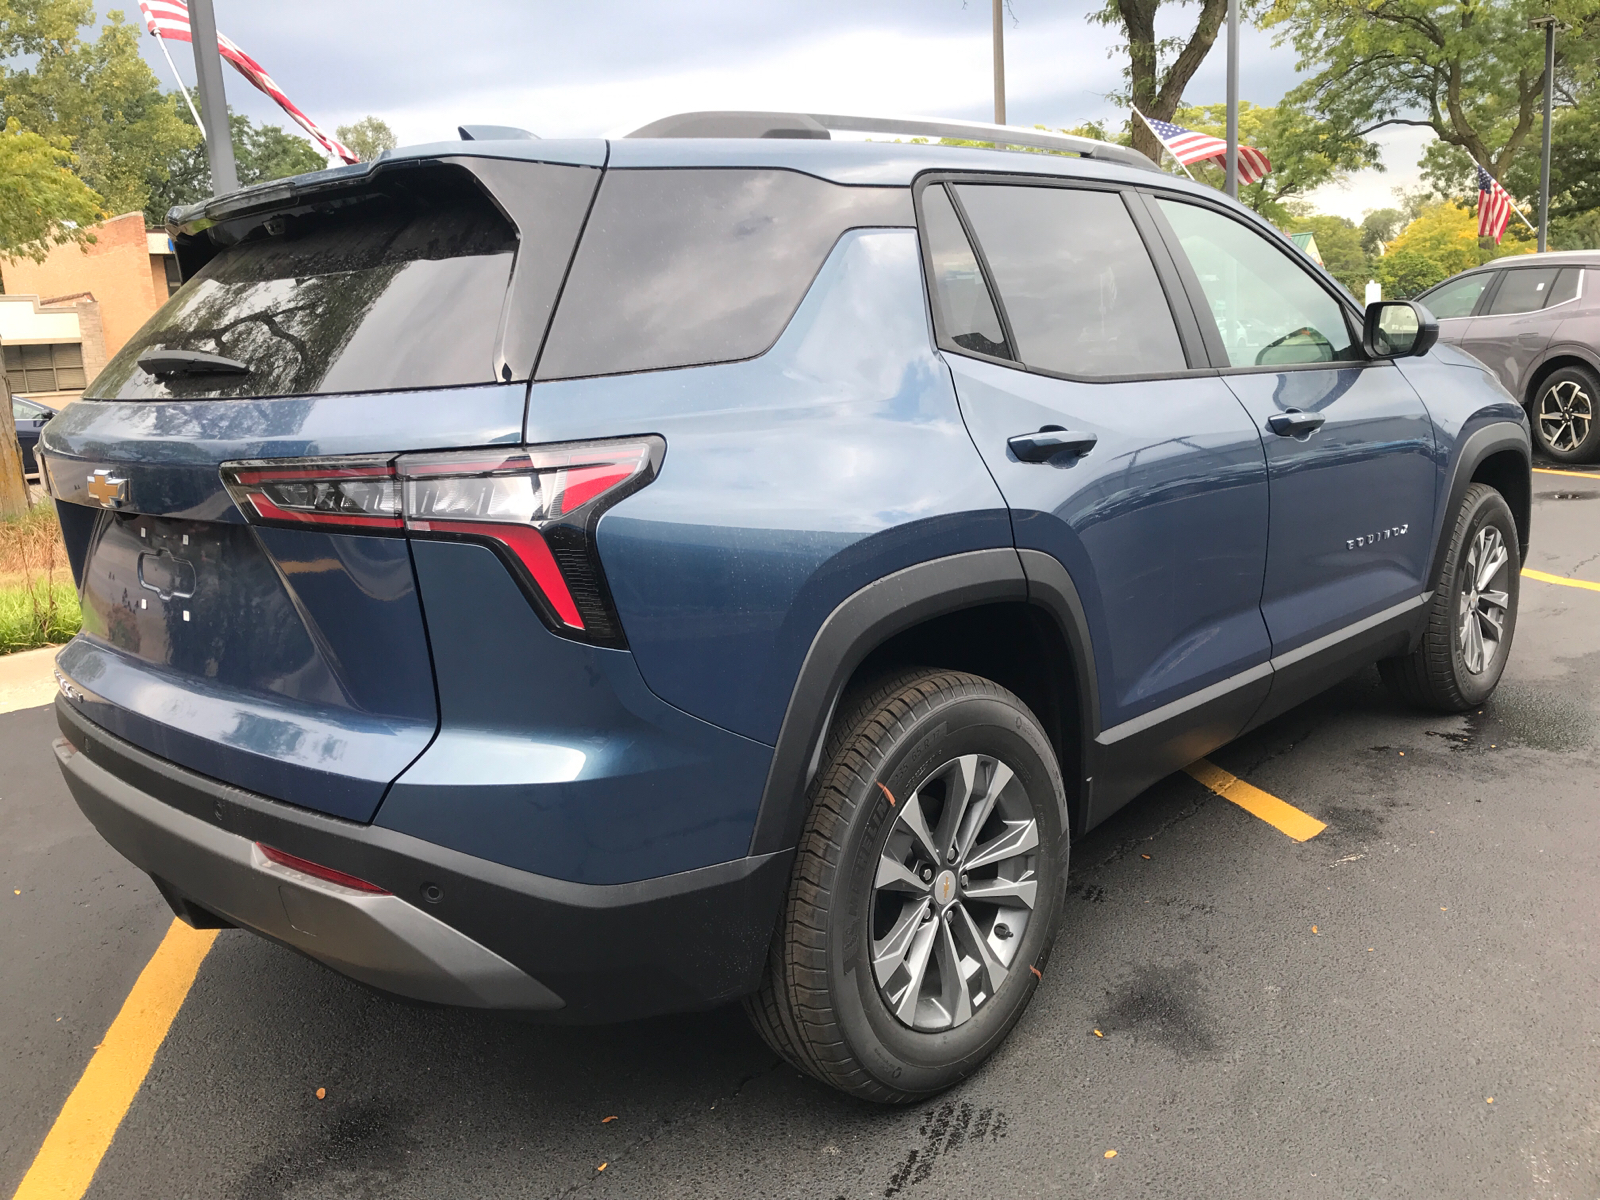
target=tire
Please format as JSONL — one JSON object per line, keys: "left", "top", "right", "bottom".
{"left": 1530, "top": 364, "right": 1600, "bottom": 463}
{"left": 1379, "top": 483, "right": 1520, "bottom": 712}
{"left": 744, "top": 668, "right": 1068, "bottom": 1103}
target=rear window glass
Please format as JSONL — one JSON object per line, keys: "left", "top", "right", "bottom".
{"left": 88, "top": 168, "right": 520, "bottom": 400}
{"left": 1485, "top": 268, "right": 1559, "bottom": 315}
{"left": 535, "top": 169, "right": 912, "bottom": 380}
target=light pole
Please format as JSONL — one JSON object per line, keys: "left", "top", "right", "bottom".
{"left": 1225, "top": 0, "right": 1240, "bottom": 198}
{"left": 1530, "top": 15, "right": 1561, "bottom": 252}
{"left": 188, "top": 0, "right": 238, "bottom": 196}
{"left": 993, "top": 0, "right": 1006, "bottom": 126}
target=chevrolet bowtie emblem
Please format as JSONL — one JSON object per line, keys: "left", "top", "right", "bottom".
{"left": 87, "top": 469, "right": 128, "bottom": 508}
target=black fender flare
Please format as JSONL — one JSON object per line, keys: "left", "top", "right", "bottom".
{"left": 1426, "top": 419, "right": 1531, "bottom": 593}
{"left": 747, "top": 547, "right": 1105, "bottom": 855}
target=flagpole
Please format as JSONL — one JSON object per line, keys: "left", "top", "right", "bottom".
{"left": 1469, "top": 154, "right": 1539, "bottom": 235}
{"left": 1131, "top": 107, "right": 1199, "bottom": 181}
{"left": 151, "top": 31, "right": 207, "bottom": 138}
{"left": 1224, "top": 0, "right": 1240, "bottom": 198}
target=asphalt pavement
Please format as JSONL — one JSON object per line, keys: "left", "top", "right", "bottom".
{"left": 3, "top": 469, "right": 1597, "bottom": 1200}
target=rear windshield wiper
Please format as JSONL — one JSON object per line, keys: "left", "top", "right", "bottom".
{"left": 137, "top": 349, "right": 252, "bottom": 379}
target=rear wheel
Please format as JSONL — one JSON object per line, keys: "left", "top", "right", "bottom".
{"left": 1531, "top": 365, "right": 1600, "bottom": 463}
{"left": 745, "top": 668, "right": 1067, "bottom": 1103}
{"left": 1379, "top": 483, "right": 1520, "bottom": 712}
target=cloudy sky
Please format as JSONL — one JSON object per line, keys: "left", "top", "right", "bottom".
{"left": 108, "top": 0, "right": 1432, "bottom": 220}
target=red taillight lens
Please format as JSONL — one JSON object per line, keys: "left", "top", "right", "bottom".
{"left": 256, "top": 843, "right": 389, "bottom": 893}
{"left": 222, "top": 437, "right": 663, "bottom": 647}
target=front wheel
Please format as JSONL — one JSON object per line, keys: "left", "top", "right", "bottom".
{"left": 744, "top": 669, "right": 1068, "bottom": 1103}
{"left": 1379, "top": 483, "right": 1520, "bottom": 712}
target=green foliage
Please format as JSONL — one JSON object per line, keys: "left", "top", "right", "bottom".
{"left": 1286, "top": 213, "right": 1371, "bottom": 294}
{"left": 0, "top": 575, "right": 79, "bottom": 652}
{"left": 0, "top": 116, "right": 102, "bottom": 260}
{"left": 336, "top": 115, "right": 396, "bottom": 162}
{"left": 1360, "top": 208, "right": 1405, "bottom": 255}
{"left": 1, "top": 4, "right": 198, "bottom": 218}
{"left": 1374, "top": 201, "right": 1533, "bottom": 298}
{"left": 145, "top": 108, "right": 328, "bottom": 225}
{"left": 1264, "top": 0, "right": 1599, "bottom": 183}
{"left": 1501, "top": 96, "right": 1600, "bottom": 223}
{"left": 1551, "top": 207, "right": 1600, "bottom": 248}
{"left": 1171, "top": 101, "right": 1379, "bottom": 221}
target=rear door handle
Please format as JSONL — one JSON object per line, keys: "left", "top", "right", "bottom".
{"left": 1007, "top": 427, "right": 1098, "bottom": 463}
{"left": 1266, "top": 410, "right": 1326, "bottom": 437}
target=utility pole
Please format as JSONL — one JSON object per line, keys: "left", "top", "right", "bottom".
{"left": 992, "top": 0, "right": 1006, "bottom": 125}
{"left": 1531, "top": 14, "right": 1561, "bottom": 252}
{"left": 1224, "top": 0, "right": 1240, "bottom": 199}
{"left": 188, "top": 0, "right": 238, "bottom": 196}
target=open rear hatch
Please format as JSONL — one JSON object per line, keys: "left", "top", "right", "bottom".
{"left": 43, "top": 146, "right": 603, "bottom": 822}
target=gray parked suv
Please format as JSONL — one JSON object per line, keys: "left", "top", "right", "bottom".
{"left": 1418, "top": 251, "right": 1600, "bottom": 462}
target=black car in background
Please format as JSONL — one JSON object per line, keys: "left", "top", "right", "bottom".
{"left": 12, "top": 395, "right": 58, "bottom": 476}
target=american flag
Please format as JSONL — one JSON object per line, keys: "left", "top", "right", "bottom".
{"left": 1477, "top": 164, "right": 1513, "bottom": 244}
{"left": 1143, "top": 116, "right": 1272, "bottom": 185}
{"left": 137, "top": 1, "right": 358, "bottom": 165}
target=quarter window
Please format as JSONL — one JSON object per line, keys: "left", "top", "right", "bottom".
{"left": 1546, "top": 267, "right": 1582, "bottom": 308}
{"left": 1157, "top": 199, "right": 1358, "bottom": 367}
{"left": 954, "top": 184, "right": 1186, "bottom": 377}
{"left": 1485, "top": 268, "right": 1559, "bottom": 315}
{"left": 1419, "top": 273, "right": 1491, "bottom": 320}
{"left": 920, "top": 184, "right": 1010, "bottom": 359}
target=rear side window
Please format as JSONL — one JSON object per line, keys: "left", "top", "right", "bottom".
{"left": 535, "top": 169, "right": 911, "bottom": 380}
{"left": 1420, "top": 273, "right": 1491, "bottom": 319}
{"left": 920, "top": 184, "right": 1010, "bottom": 360}
{"left": 953, "top": 184, "right": 1186, "bottom": 377}
{"left": 1485, "top": 268, "right": 1559, "bottom": 315}
{"left": 89, "top": 163, "right": 591, "bottom": 401}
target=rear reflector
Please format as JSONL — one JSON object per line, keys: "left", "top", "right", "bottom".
{"left": 222, "top": 436, "right": 664, "bottom": 647}
{"left": 256, "top": 843, "right": 389, "bottom": 894}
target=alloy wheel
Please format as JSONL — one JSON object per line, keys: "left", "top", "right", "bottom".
{"left": 870, "top": 754, "right": 1039, "bottom": 1032}
{"left": 1538, "top": 379, "right": 1593, "bottom": 453}
{"left": 1458, "top": 524, "right": 1511, "bottom": 675}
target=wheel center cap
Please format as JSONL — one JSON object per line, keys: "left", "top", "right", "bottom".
{"left": 934, "top": 869, "right": 959, "bottom": 908}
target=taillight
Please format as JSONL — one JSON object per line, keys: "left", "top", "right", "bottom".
{"left": 222, "top": 437, "right": 663, "bottom": 647}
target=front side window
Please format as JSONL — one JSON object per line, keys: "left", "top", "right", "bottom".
{"left": 954, "top": 184, "right": 1186, "bottom": 377}
{"left": 1420, "top": 273, "right": 1491, "bottom": 320}
{"left": 920, "top": 184, "right": 1010, "bottom": 359}
{"left": 1157, "top": 199, "right": 1358, "bottom": 367}
{"left": 1486, "top": 267, "right": 1559, "bottom": 315}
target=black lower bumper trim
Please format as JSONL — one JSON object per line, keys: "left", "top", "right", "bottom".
{"left": 54, "top": 698, "right": 792, "bottom": 1022}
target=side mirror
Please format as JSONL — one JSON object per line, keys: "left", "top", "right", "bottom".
{"left": 1363, "top": 300, "right": 1439, "bottom": 360}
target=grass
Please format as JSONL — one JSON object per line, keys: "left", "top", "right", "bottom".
{"left": 0, "top": 502, "right": 82, "bottom": 654}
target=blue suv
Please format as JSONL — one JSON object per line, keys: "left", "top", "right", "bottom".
{"left": 41, "top": 112, "right": 1531, "bottom": 1102}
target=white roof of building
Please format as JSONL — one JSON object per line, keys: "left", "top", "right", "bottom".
{"left": 147, "top": 231, "right": 175, "bottom": 256}
{"left": 0, "top": 295, "right": 82, "bottom": 344}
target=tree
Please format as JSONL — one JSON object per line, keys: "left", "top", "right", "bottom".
{"left": 1092, "top": 0, "right": 1264, "bottom": 162}
{"left": 1374, "top": 200, "right": 1530, "bottom": 297}
{"left": 1264, "top": 0, "right": 1600, "bottom": 185}
{"left": 1, "top": 5, "right": 197, "bottom": 218}
{"left": 1169, "top": 101, "right": 1379, "bottom": 220}
{"left": 1287, "top": 213, "right": 1372, "bottom": 294}
{"left": 145, "top": 108, "right": 327, "bottom": 223}
{"left": 1359, "top": 207, "right": 1404, "bottom": 256}
{"left": 0, "top": 118, "right": 103, "bottom": 261}
{"left": 336, "top": 115, "right": 396, "bottom": 162}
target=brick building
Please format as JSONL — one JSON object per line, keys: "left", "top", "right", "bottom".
{"left": 1, "top": 212, "right": 180, "bottom": 400}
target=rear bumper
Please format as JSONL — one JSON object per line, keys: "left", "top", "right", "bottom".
{"left": 54, "top": 697, "right": 792, "bottom": 1021}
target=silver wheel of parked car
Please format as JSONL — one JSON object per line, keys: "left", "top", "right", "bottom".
{"left": 1458, "top": 525, "right": 1511, "bottom": 676}
{"left": 1532, "top": 365, "right": 1600, "bottom": 463}
{"left": 1537, "top": 378, "right": 1593, "bottom": 454}
{"left": 871, "top": 753, "right": 1038, "bottom": 1032}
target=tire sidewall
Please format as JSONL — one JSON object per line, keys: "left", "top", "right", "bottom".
{"left": 820, "top": 687, "right": 1067, "bottom": 1098}
{"left": 1533, "top": 366, "right": 1600, "bottom": 463}
{"left": 1444, "top": 488, "right": 1521, "bottom": 706}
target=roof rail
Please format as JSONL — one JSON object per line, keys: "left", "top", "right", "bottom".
{"left": 624, "top": 110, "right": 1157, "bottom": 172}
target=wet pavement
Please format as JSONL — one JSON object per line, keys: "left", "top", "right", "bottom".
{"left": 3, "top": 467, "right": 1597, "bottom": 1199}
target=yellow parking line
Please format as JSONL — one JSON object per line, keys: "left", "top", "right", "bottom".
{"left": 1184, "top": 759, "right": 1327, "bottom": 842}
{"left": 1533, "top": 466, "right": 1600, "bottom": 479}
{"left": 1522, "top": 567, "right": 1600, "bottom": 593}
{"left": 12, "top": 920, "right": 217, "bottom": 1200}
